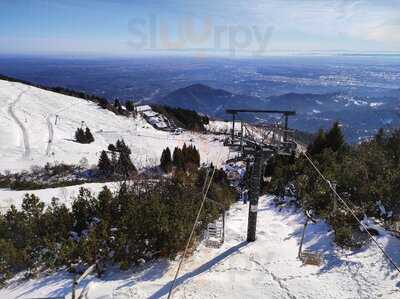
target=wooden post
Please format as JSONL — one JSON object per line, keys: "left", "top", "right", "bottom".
{"left": 298, "top": 219, "right": 309, "bottom": 259}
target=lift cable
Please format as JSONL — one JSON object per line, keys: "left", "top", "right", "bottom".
{"left": 299, "top": 146, "right": 400, "bottom": 274}
{"left": 167, "top": 153, "right": 223, "bottom": 298}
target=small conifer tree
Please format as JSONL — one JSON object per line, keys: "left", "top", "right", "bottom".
{"left": 75, "top": 127, "right": 95, "bottom": 144}
{"left": 308, "top": 128, "right": 327, "bottom": 156}
{"left": 85, "top": 127, "right": 95, "bottom": 143}
{"left": 325, "top": 122, "right": 344, "bottom": 152}
{"left": 98, "top": 150, "right": 112, "bottom": 177}
{"left": 125, "top": 100, "right": 134, "bottom": 112}
{"left": 160, "top": 147, "right": 172, "bottom": 172}
{"left": 75, "top": 128, "right": 86, "bottom": 143}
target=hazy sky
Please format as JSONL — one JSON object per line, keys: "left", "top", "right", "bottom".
{"left": 1, "top": 0, "right": 399, "bottom": 56}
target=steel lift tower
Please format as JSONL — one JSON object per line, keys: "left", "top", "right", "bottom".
{"left": 225, "top": 109, "right": 297, "bottom": 242}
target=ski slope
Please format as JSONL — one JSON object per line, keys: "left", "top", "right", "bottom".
{"left": 0, "top": 80, "right": 399, "bottom": 298}
{"left": 0, "top": 182, "right": 119, "bottom": 212}
{"left": 1, "top": 195, "right": 399, "bottom": 298}
{"left": 0, "top": 80, "right": 229, "bottom": 173}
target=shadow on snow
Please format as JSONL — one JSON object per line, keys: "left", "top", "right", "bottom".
{"left": 149, "top": 241, "right": 248, "bottom": 299}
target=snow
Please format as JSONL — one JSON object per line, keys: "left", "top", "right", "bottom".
{"left": 370, "top": 102, "right": 384, "bottom": 108}
{"left": 2, "top": 195, "right": 399, "bottom": 298}
{"left": 1, "top": 80, "right": 399, "bottom": 298}
{"left": 136, "top": 105, "right": 152, "bottom": 112}
{"left": 206, "top": 120, "right": 240, "bottom": 134}
{"left": 0, "top": 182, "right": 119, "bottom": 211}
{"left": 0, "top": 80, "right": 229, "bottom": 173}
{"left": 143, "top": 111, "right": 159, "bottom": 118}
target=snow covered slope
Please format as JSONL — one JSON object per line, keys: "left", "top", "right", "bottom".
{"left": 0, "top": 80, "right": 229, "bottom": 172}
{"left": 0, "top": 182, "right": 119, "bottom": 212}
{"left": 1, "top": 196, "right": 399, "bottom": 298}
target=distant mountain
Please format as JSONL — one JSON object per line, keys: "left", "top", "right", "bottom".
{"left": 159, "top": 84, "right": 263, "bottom": 117}
{"left": 156, "top": 84, "right": 400, "bottom": 142}
{"left": 159, "top": 84, "right": 398, "bottom": 117}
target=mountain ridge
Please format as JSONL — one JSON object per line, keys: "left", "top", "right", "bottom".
{"left": 156, "top": 84, "right": 400, "bottom": 142}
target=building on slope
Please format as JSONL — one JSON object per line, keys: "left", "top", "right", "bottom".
{"left": 135, "top": 105, "right": 170, "bottom": 130}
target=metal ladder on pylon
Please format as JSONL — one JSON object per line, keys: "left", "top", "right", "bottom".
{"left": 205, "top": 216, "right": 225, "bottom": 248}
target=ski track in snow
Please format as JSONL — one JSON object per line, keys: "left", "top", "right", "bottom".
{"left": 7, "top": 87, "right": 30, "bottom": 159}
{"left": 45, "top": 115, "right": 54, "bottom": 156}
{"left": 0, "top": 79, "right": 229, "bottom": 173}
{"left": 43, "top": 95, "right": 88, "bottom": 157}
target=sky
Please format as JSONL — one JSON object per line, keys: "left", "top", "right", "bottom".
{"left": 0, "top": 0, "right": 399, "bottom": 57}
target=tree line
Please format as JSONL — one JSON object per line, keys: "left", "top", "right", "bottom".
{"left": 0, "top": 167, "right": 235, "bottom": 283}
{"left": 160, "top": 144, "right": 201, "bottom": 173}
{"left": 0, "top": 73, "right": 138, "bottom": 119}
{"left": 266, "top": 122, "right": 400, "bottom": 247}
{"left": 152, "top": 105, "right": 209, "bottom": 131}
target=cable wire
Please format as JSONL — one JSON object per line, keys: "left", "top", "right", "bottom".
{"left": 299, "top": 146, "right": 400, "bottom": 274}
{"left": 167, "top": 151, "right": 223, "bottom": 298}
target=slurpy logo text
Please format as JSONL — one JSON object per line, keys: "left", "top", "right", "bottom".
{"left": 128, "top": 15, "right": 274, "bottom": 56}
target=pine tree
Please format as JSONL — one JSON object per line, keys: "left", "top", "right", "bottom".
{"left": 125, "top": 100, "right": 134, "bottom": 112}
{"left": 160, "top": 147, "right": 172, "bottom": 173}
{"left": 75, "top": 128, "right": 86, "bottom": 143}
{"left": 116, "top": 139, "right": 131, "bottom": 155}
{"left": 114, "top": 99, "right": 124, "bottom": 114}
{"left": 75, "top": 127, "right": 94, "bottom": 144}
{"left": 116, "top": 152, "right": 137, "bottom": 178}
{"left": 98, "top": 150, "right": 112, "bottom": 177}
{"left": 172, "top": 147, "right": 184, "bottom": 170}
{"left": 98, "top": 98, "right": 108, "bottom": 109}
{"left": 71, "top": 188, "right": 94, "bottom": 234}
{"left": 105, "top": 140, "right": 136, "bottom": 177}
{"left": 375, "top": 128, "right": 386, "bottom": 146}
{"left": 43, "top": 198, "right": 73, "bottom": 242}
{"left": 194, "top": 146, "right": 200, "bottom": 166}
{"left": 21, "top": 194, "right": 45, "bottom": 221}
{"left": 308, "top": 129, "right": 327, "bottom": 156}
{"left": 108, "top": 144, "right": 116, "bottom": 152}
{"left": 114, "top": 99, "right": 121, "bottom": 109}
{"left": 85, "top": 127, "right": 95, "bottom": 143}
{"left": 326, "top": 122, "right": 344, "bottom": 152}
{"left": 96, "top": 186, "right": 113, "bottom": 224}
{"left": 188, "top": 145, "right": 200, "bottom": 166}
{"left": 178, "top": 144, "right": 200, "bottom": 171}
